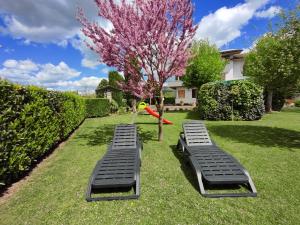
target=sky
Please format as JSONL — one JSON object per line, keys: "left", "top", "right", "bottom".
{"left": 0, "top": 0, "right": 297, "bottom": 93}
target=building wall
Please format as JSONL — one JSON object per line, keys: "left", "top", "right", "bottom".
{"left": 175, "top": 87, "right": 196, "bottom": 104}
{"left": 232, "top": 59, "right": 244, "bottom": 79}
{"left": 224, "top": 59, "right": 245, "bottom": 80}
{"left": 224, "top": 61, "right": 234, "bottom": 80}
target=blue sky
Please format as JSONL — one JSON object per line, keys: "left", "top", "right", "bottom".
{"left": 0, "top": 0, "right": 297, "bottom": 93}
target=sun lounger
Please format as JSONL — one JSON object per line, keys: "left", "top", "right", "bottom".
{"left": 86, "top": 124, "right": 142, "bottom": 201}
{"left": 177, "top": 121, "right": 257, "bottom": 198}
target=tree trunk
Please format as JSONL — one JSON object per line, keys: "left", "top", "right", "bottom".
{"left": 131, "top": 98, "right": 137, "bottom": 113}
{"left": 158, "top": 90, "right": 164, "bottom": 141}
{"left": 266, "top": 90, "right": 273, "bottom": 113}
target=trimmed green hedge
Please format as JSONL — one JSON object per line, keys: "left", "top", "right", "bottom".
{"left": 85, "top": 98, "right": 110, "bottom": 118}
{"left": 0, "top": 80, "right": 86, "bottom": 185}
{"left": 164, "top": 97, "right": 176, "bottom": 105}
{"left": 295, "top": 100, "right": 300, "bottom": 107}
{"left": 198, "top": 80, "right": 264, "bottom": 120}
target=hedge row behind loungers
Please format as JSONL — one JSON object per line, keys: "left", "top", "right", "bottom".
{"left": 85, "top": 98, "right": 110, "bottom": 118}
{"left": 0, "top": 80, "right": 86, "bottom": 185}
{"left": 198, "top": 80, "right": 265, "bottom": 120}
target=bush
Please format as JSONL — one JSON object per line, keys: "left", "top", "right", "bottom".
{"left": 118, "top": 106, "right": 128, "bottom": 114}
{"left": 110, "top": 99, "right": 119, "bottom": 113}
{"left": 295, "top": 99, "right": 300, "bottom": 107}
{"left": 164, "top": 97, "right": 175, "bottom": 105}
{"left": 0, "top": 80, "right": 86, "bottom": 185}
{"left": 198, "top": 80, "right": 264, "bottom": 120}
{"left": 85, "top": 98, "right": 110, "bottom": 118}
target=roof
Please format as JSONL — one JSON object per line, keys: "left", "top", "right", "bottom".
{"left": 220, "top": 49, "right": 243, "bottom": 59}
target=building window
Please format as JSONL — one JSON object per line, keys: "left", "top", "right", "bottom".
{"left": 178, "top": 89, "right": 185, "bottom": 98}
{"left": 192, "top": 89, "right": 197, "bottom": 98}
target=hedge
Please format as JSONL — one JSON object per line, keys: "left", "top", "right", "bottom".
{"left": 164, "top": 97, "right": 176, "bottom": 105}
{"left": 0, "top": 80, "right": 86, "bottom": 185}
{"left": 85, "top": 98, "right": 110, "bottom": 118}
{"left": 295, "top": 100, "right": 300, "bottom": 107}
{"left": 198, "top": 80, "right": 265, "bottom": 120}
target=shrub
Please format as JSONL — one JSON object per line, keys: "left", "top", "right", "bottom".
{"left": 118, "top": 106, "right": 128, "bottom": 114}
{"left": 198, "top": 80, "right": 265, "bottom": 120}
{"left": 164, "top": 97, "right": 175, "bottom": 105}
{"left": 295, "top": 99, "right": 300, "bottom": 107}
{"left": 85, "top": 98, "right": 110, "bottom": 118}
{"left": 110, "top": 99, "right": 119, "bottom": 113}
{"left": 0, "top": 80, "right": 85, "bottom": 185}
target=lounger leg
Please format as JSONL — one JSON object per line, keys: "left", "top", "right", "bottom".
{"left": 135, "top": 164, "right": 140, "bottom": 197}
{"left": 179, "top": 137, "right": 186, "bottom": 153}
{"left": 85, "top": 173, "right": 95, "bottom": 202}
{"left": 177, "top": 134, "right": 187, "bottom": 153}
{"left": 195, "top": 170, "right": 207, "bottom": 196}
{"left": 244, "top": 170, "right": 257, "bottom": 197}
{"left": 139, "top": 146, "right": 142, "bottom": 167}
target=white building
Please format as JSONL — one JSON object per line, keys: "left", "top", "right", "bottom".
{"left": 221, "top": 49, "right": 245, "bottom": 80}
{"left": 167, "top": 78, "right": 197, "bottom": 105}
{"left": 166, "top": 49, "right": 245, "bottom": 105}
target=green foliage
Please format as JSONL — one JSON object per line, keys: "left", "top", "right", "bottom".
{"left": 108, "top": 71, "right": 124, "bottom": 106}
{"left": 95, "top": 79, "right": 108, "bottom": 98}
{"left": 198, "top": 80, "right": 265, "bottom": 120}
{"left": 244, "top": 6, "right": 300, "bottom": 111}
{"left": 85, "top": 98, "right": 110, "bottom": 118}
{"left": 1, "top": 111, "right": 300, "bottom": 224}
{"left": 182, "top": 40, "right": 226, "bottom": 88}
{"left": 0, "top": 80, "right": 85, "bottom": 185}
{"left": 164, "top": 97, "right": 175, "bottom": 105}
{"left": 295, "top": 100, "right": 300, "bottom": 107}
{"left": 244, "top": 35, "right": 287, "bottom": 91}
{"left": 110, "top": 99, "right": 119, "bottom": 113}
{"left": 118, "top": 107, "right": 128, "bottom": 114}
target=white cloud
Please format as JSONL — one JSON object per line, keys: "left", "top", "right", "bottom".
{"left": 0, "top": 0, "right": 98, "bottom": 44}
{"left": 195, "top": 0, "right": 270, "bottom": 47}
{"left": 3, "top": 59, "right": 38, "bottom": 71}
{"left": 0, "top": 59, "right": 38, "bottom": 84}
{"left": 71, "top": 33, "right": 101, "bottom": 69}
{"left": 47, "top": 76, "right": 103, "bottom": 93}
{"left": 0, "top": 0, "right": 115, "bottom": 68}
{"left": 51, "top": 76, "right": 102, "bottom": 88}
{"left": 1, "top": 15, "right": 79, "bottom": 44}
{"left": 100, "top": 67, "right": 110, "bottom": 75}
{"left": 3, "top": 48, "right": 14, "bottom": 53}
{"left": 36, "top": 62, "right": 80, "bottom": 82}
{"left": 255, "top": 6, "right": 282, "bottom": 19}
{"left": 0, "top": 59, "right": 101, "bottom": 92}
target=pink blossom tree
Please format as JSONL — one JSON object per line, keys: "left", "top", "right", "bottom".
{"left": 78, "top": 0, "right": 197, "bottom": 141}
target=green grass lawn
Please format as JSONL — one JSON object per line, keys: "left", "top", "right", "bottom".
{"left": 1, "top": 108, "right": 300, "bottom": 225}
